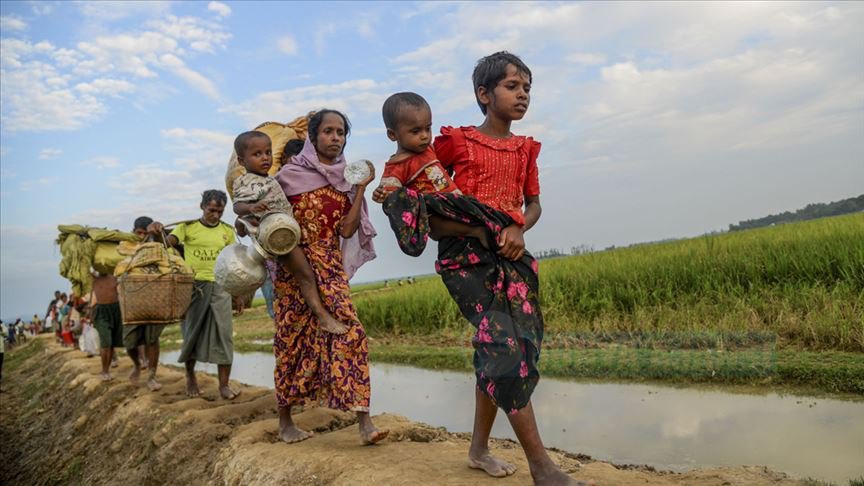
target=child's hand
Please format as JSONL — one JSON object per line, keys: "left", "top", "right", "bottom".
{"left": 251, "top": 201, "right": 270, "bottom": 213}
{"left": 357, "top": 161, "right": 376, "bottom": 188}
{"left": 372, "top": 186, "right": 393, "bottom": 204}
{"left": 497, "top": 224, "right": 525, "bottom": 261}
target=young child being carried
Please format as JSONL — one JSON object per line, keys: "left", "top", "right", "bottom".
{"left": 378, "top": 92, "right": 494, "bottom": 252}
{"left": 232, "top": 131, "right": 348, "bottom": 334}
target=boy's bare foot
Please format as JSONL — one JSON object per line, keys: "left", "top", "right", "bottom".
{"left": 129, "top": 367, "right": 141, "bottom": 385}
{"left": 220, "top": 385, "right": 241, "bottom": 400}
{"left": 318, "top": 315, "right": 348, "bottom": 335}
{"left": 468, "top": 452, "right": 517, "bottom": 478}
{"left": 100, "top": 372, "right": 113, "bottom": 382}
{"left": 279, "top": 424, "right": 313, "bottom": 443}
{"left": 147, "top": 376, "right": 162, "bottom": 392}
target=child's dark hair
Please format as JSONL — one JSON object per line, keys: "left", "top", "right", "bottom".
{"left": 308, "top": 109, "right": 351, "bottom": 153}
{"left": 234, "top": 130, "right": 270, "bottom": 157}
{"left": 133, "top": 216, "right": 153, "bottom": 231}
{"left": 280, "top": 138, "right": 305, "bottom": 165}
{"left": 472, "top": 51, "right": 533, "bottom": 114}
{"left": 382, "top": 92, "right": 429, "bottom": 130}
{"left": 200, "top": 189, "right": 228, "bottom": 207}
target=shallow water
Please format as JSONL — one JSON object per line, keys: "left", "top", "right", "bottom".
{"left": 162, "top": 350, "right": 864, "bottom": 483}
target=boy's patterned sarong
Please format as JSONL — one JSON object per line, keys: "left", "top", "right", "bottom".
{"left": 383, "top": 189, "right": 543, "bottom": 413}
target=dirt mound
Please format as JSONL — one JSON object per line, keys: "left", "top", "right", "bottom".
{"left": 0, "top": 338, "right": 804, "bottom": 485}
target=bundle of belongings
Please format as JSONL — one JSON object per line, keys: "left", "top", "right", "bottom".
{"left": 56, "top": 225, "right": 140, "bottom": 296}
{"left": 113, "top": 242, "right": 193, "bottom": 277}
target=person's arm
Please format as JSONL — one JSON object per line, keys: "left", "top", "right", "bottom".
{"left": 233, "top": 201, "right": 268, "bottom": 217}
{"left": 498, "top": 196, "right": 542, "bottom": 261}
{"left": 340, "top": 162, "right": 375, "bottom": 238}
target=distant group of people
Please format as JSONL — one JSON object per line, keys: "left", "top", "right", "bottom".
{"left": 11, "top": 51, "right": 586, "bottom": 484}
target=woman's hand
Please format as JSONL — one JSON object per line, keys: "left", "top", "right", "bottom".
{"left": 497, "top": 224, "right": 526, "bottom": 261}
{"left": 356, "top": 161, "right": 376, "bottom": 188}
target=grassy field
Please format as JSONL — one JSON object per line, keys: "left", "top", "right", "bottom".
{"left": 162, "top": 213, "right": 864, "bottom": 394}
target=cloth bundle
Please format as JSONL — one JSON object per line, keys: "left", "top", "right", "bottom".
{"left": 113, "top": 242, "right": 194, "bottom": 277}
{"left": 57, "top": 225, "right": 140, "bottom": 295}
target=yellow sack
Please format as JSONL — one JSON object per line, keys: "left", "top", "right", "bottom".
{"left": 225, "top": 114, "right": 311, "bottom": 198}
{"left": 92, "top": 242, "right": 126, "bottom": 275}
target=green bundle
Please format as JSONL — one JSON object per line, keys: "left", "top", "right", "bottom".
{"left": 56, "top": 225, "right": 139, "bottom": 296}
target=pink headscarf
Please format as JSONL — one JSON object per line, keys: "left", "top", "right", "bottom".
{"left": 276, "top": 138, "right": 376, "bottom": 279}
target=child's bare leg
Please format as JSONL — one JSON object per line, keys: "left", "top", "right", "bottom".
{"left": 279, "top": 406, "right": 313, "bottom": 443}
{"left": 506, "top": 401, "right": 592, "bottom": 486}
{"left": 429, "top": 215, "right": 492, "bottom": 249}
{"left": 127, "top": 345, "right": 141, "bottom": 384}
{"left": 358, "top": 411, "right": 389, "bottom": 445}
{"left": 279, "top": 249, "right": 347, "bottom": 335}
{"left": 145, "top": 343, "right": 162, "bottom": 391}
{"left": 99, "top": 347, "right": 113, "bottom": 381}
{"left": 468, "top": 388, "right": 517, "bottom": 477}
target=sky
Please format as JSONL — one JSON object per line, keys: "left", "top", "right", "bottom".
{"left": 1, "top": 1, "right": 862, "bottom": 320}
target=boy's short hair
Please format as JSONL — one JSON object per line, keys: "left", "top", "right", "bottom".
{"left": 134, "top": 216, "right": 153, "bottom": 231}
{"left": 200, "top": 189, "right": 228, "bottom": 207}
{"left": 472, "top": 51, "right": 533, "bottom": 114}
{"left": 234, "top": 131, "right": 270, "bottom": 157}
{"left": 382, "top": 92, "right": 430, "bottom": 130}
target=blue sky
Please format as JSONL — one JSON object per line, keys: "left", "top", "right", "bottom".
{"left": 2, "top": 1, "right": 862, "bottom": 320}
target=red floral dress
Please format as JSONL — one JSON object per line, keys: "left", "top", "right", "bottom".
{"left": 272, "top": 185, "right": 370, "bottom": 412}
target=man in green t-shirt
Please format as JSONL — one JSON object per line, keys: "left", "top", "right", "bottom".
{"left": 163, "top": 190, "right": 240, "bottom": 400}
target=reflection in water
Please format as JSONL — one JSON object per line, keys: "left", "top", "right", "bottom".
{"left": 162, "top": 351, "right": 864, "bottom": 483}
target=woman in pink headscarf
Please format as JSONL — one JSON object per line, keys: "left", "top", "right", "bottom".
{"left": 271, "top": 109, "right": 387, "bottom": 445}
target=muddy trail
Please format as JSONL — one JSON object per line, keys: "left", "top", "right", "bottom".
{"left": 0, "top": 338, "right": 805, "bottom": 485}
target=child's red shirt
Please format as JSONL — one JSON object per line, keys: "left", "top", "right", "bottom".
{"left": 434, "top": 126, "right": 541, "bottom": 226}
{"left": 380, "top": 145, "right": 460, "bottom": 195}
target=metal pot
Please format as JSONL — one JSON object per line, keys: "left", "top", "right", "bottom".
{"left": 214, "top": 220, "right": 269, "bottom": 296}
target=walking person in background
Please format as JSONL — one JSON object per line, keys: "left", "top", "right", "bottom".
{"left": 158, "top": 190, "right": 239, "bottom": 400}
{"left": 123, "top": 216, "right": 170, "bottom": 391}
{"left": 90, "top": 273, "right": 123, "bottom": 381}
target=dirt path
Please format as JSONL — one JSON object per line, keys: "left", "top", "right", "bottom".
{"left": 0, "top": 338, "right": 804, "bottom": 485}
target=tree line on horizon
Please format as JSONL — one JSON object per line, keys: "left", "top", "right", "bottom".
{"left": 728, "top": 194, "right": 863, "bottom": 232}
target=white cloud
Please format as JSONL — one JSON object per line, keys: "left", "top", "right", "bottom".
{"left": 39, "top": 148, "right": 62, "bottom": 159}
{"left": 31, "top": 3, "right": 53, "bottom": 16}
{"left": 315, "top": 22, "right": 336, "bottom": 56}
{"left": 19, "top": 177, "right": 56, "bottom": 191}
{"left": 208, "top": 1, "right": 231, "bottom": 18}
{"left": 74, "top": 78, "right": 136, "bottom": 97}
{"left": 82, "top": 156, "right": 120, "bottom": 169}
{"left": 221, "top": 79, "right": 387, "bottom": 127}
{"left": 78, "top": 1, "right": 171, "bottom": 22}
{"left": 567, "top": 52, "right": 607, "bottom": 66}
{"left": 158, "top": 54, "right": 220, "bottom": 100}
{"left": 278, "top": 36, "right": 298, "bottom": 56}
{"left": 1, "top": 15, "right": 28, "bottom": 31}
{"left": 147, "top": 15, "right": 231, "bottom": 53}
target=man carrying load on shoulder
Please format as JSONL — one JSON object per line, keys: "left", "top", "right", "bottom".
{"left": 153, "top": 190, "right": 240, "bottom": 400}
{"left": 123, "top": 216, "right": 170, "bottom": 391}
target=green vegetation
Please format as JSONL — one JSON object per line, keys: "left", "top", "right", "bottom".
{"left": 729, "top": 194, "right": 863, "bottom": 231}
{"left": 355, "top": 213, "right": 864, "bottom": 352}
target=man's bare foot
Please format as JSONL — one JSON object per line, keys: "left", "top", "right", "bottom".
{"left": 147, "top": 376, "right": 162, "bottom": 392}
{"left": 279, "top": 424, "right": 313, "bottom": 443}
{"left": 141, "top": 358, "right": 149, "bottom": 370}
{"left": 318, "top": 314, "right": 348, "bottom": 335}
{"left": 100, "top": 372, "right": 113, "bottom": 382}
{"left": 531, "top": 462, "right": 593, "bottom": 486}
{"left": 468, "top": 452, "right": 517, "bottom": 478}
{"left": 111, "top": 356, "right": 119, "bottom": 368}
{"left": 129, "top": 367, "right": 141, "bottom": 385}
{"left": 185, "top": 376, "right": 201, "bottom": 398}
{"left": 220, "top": 385, "right": 241, "bottom": 400}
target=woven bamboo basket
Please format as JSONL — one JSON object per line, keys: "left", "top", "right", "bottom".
{"left": 118, "top": 273, "right": 195, "bottom": 325}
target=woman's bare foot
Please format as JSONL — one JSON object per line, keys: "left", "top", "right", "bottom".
{"left": 220, "top": 385, "right": 241, "bottom": 400}
{"left": 468, "top": 452, "right": 517, "bottom": 478}
{"left": 358, "top": 413, "right": 389, "bottom": 445}
{"left": 129, "top": 366, "right": 141, "bottom": 385}
{"left": 318, "top": 314, "right": 348, "bottom": 335}
{"left": 279, "top": 424, "right": 313, "bottom": 443}
{"left": 147, "top": 375, "right": 162, "bottom": 392}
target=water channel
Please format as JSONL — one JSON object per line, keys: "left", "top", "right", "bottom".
{"left": 162, "top": 350, "right": 864, "bottom": 484}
